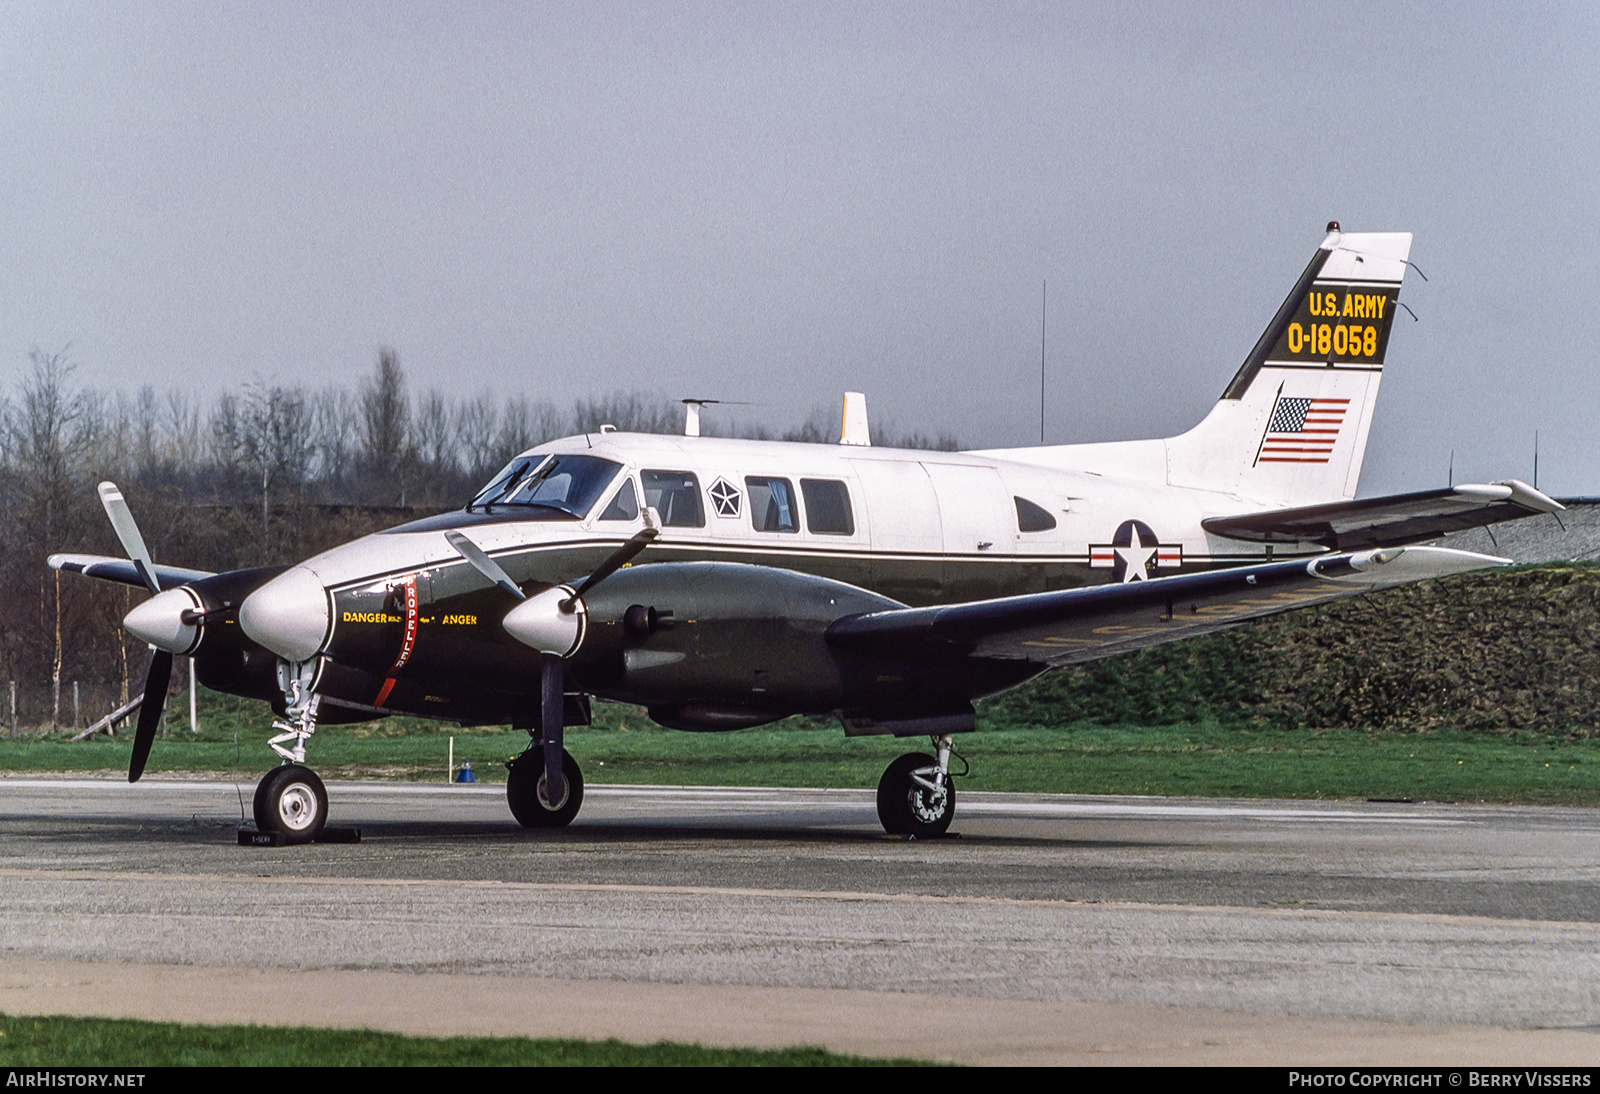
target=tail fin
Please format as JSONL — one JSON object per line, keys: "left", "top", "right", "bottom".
{"left": 1166, "top": 225, "right": 1412, "bottom": 504}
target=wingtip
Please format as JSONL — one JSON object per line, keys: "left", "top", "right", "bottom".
{"left": 1497, "top": 479, "right": 1564, "bottom": 513}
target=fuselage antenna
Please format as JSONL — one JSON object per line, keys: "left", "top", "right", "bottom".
{"left": 1040, "top": 279, "right": 1047, "bottom": 445}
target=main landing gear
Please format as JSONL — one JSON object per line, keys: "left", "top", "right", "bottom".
{"left": 876, "top": 734, "right": 958, "bottom": 838}
{"left": 506, "top": 747, "right": 584, "bottom": 827}
{"left": 505, "top": 652, "right": 585, "bottom": 829}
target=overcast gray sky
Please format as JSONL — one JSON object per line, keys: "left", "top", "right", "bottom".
{"left": 3, "top": 1, "right": 1597, "bottom": 495}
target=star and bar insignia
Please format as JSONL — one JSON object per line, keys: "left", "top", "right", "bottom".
{"left": 1089, "top": 520, "right": 1182, "bottom": 583}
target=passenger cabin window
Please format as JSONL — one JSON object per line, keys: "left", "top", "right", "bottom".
{"left": 598, "top": 478, "right": 640, "bottom": 521}
{"left": 641, "top": 470, "right": 705, "bottom": 527}
{"left": 467, "top": 454, "right": 622, "bottom": 519}
{"left": 745, "top": 477, "right": 798, "bottom": 533}
{"left": 1015, "top": 496, "right": 1057, "bottom": 532}
{"left": 800, "top": 479, "right": 854, "bottom": 535}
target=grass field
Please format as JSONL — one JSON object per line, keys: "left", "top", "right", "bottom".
{"left": 0, "top": 1013, "right": 925, "bottom": 1067}
{"left": 4, "top": 689, "right": 1598, "bottom": 805}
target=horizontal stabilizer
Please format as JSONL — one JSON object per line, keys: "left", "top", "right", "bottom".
{"left": 1201, "top": 480, "right": 1562, "bottom": 550}
{"left": 48, "top": 553, "right": 214, "bottom": 589}
{"left": 827, "top": 545, "right": 1506, "bottom": 667}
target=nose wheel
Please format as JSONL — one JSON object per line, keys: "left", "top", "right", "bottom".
{"left": 253, "top": 764, "right": 329, "bottom": 844}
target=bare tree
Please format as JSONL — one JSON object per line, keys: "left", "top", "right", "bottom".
{"left": 492, "top": 394, "right": 565, "bottom": 467}
{"left": 309, "top": 386, "right": 357, "bottom": 498}
{"left": 164, "top": 389, "right": 203, "bottom": 479}
{"left": 359, "top": 347, "right": 413, "bottom": 505}
{"left": 7, "top": 348, "right": 90, "bottom": 726}
{"left": 411, "top": 387, "right": 460, "bottom": 503}
{"left": 456, "top": 391, "right": 501, "bottom": 484}
{"left": 238, "top": 380, "right": 312, "bottom": 534}
{"left": 571, "top": 391, "right": 679, "bottom": 435}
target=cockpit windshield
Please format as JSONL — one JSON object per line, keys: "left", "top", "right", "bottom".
{"left": 466, "top": 454, "right": 623, "bottom": 519}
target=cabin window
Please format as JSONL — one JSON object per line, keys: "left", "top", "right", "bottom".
{"left": 467, "top": 454, "right": 621, "bottom": 519}
{"left": 1015, "top": 496, "right": 1057, "bottom": 532}
{"left": 745, "top": 477, "right": 799, "bottom": 533}
{"left": 801, "top": 479, "right": 854, "bottom": 535}
{"left": 598, "top": 478, "right": 640, "bottom": 521}
{"left": 641, "top": 470, "right": 705, "bottom": 527}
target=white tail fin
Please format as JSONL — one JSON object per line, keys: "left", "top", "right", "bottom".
{"left": 1164, "top": 226, "right": 1411, "bottom": 505}
{"left": 975, "top": 226, "right": 1413, "bottom": 506}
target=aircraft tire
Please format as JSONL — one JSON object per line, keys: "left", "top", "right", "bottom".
{"left": 507, "top": 748, "right": 584, "bottom": 828}
{"left": 253, "top": 764, "right": 328, "bottom": 845}
{"left": 876, "top": 752, "right": 955, "bottom": 838}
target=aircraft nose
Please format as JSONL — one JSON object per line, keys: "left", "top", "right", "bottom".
{"left": 239, "top": 566, "right": 332, "bottom": 663}
{"left": 123, "top": 587, "right": 202, "bottom": 654}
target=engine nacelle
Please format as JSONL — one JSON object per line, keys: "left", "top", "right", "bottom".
{"left": 578, "top": 562, "right": 902, "bottom": 713}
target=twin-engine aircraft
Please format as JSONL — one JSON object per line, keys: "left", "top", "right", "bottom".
{"left": 52, "top": 224, "right": 1559, "bottom": 841}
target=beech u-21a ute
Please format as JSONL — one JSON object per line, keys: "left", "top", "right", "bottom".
{"left": 52, "top": 224, "right": 1560, "bottom": 841}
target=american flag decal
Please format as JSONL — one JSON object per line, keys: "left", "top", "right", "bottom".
{"left": 1256, "top": 396, "right": 1349, "bottom": 464}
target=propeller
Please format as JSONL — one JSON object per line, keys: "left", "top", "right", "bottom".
{"left": 128, "top": 650, "right": 172, "bottom": 782}
{"left": 443, "top": 531, "right": 525, "bottom": 601}
{"left": 446, "top": 524, "right": 659, "bottom": 654}
{"left": 561, "top": 527, "right": 657, "bottom": 611}
{"left": 97, "top": 481, "right": 178, "bottom": 783}
{"left": 446, "top": 521, "right": 659, "bottom": 807}
{"left": 99, "top": 482, "right": 160, "bottom": 595}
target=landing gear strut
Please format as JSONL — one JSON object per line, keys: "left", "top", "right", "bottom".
{"left": 253, "top": 659, "right": 330, "bottom": 843}
{"left": 505, "top": 653, "right": 586, "bottom": 829}
{"left": 876, "top": 734, "right": 957, "bottom": 838}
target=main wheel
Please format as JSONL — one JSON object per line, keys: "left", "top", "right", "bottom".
{"left": 506, "top": 748, "right": 584, "bottom": 828}
{"left": 253, "top": 764, "right": 329, "bottom": 844}
{"left": 876, "top": 752, "right": 955, "bottom": 838}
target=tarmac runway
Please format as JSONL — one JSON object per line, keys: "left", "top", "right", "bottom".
{"left": 2, "top": 775, "right": 1599, "bottom": 1065}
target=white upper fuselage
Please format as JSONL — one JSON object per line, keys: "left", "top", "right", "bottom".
{"left": 287, "top": 431, "right": 1306, "bottom": 609}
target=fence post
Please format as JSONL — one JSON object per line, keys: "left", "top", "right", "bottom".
{"left": 73, "top": 681, "right": 80, "bottom": 730}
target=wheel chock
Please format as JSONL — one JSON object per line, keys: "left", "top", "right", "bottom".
{"left": 237, "top": 826, "right": 361, "bottom": 846}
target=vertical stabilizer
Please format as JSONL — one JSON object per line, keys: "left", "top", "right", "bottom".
{"left": 1165, "top": 226, "right": 1412, "bottom": 505}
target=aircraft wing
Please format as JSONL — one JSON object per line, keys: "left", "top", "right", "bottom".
{"left": 826, "top": 545, "right": 1504, "bottom": 667}
{"left": 48, "top": 553, "right": 215, "bottom": 589}
{"left": 1201, "top": 480, "right": 1561, "bottom": 551}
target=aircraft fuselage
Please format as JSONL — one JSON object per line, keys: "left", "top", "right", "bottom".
{"left": 204, "top": 432, "right": 1298, "bottom": 731}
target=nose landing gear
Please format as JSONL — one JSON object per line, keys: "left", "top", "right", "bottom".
{"left": 243, "top": 658, "right": 347, "bottom": 845}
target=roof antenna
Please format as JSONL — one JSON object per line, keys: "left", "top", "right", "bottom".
{"left": 1534, "top": 430, "right": 1539, "bottom": 490}
{"left": 681, "top": 399, "right": 719, "bottom": 438}
{"left": 840, "top": 392, "right": 871, "bottom": 446}
{"left": 1040, "top": 279, "right": 1047, "bottom": 445}
{"left": 1448, "top": 448, "right": 1454, "bottom": 488}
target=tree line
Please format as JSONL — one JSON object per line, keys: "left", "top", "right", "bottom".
{"left": 0, "top": 346, "right": 957, "bottom": 730}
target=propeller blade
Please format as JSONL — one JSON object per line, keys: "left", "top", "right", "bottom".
{"left": 564, "top": 527, "right": 658, "bottom": 609}
{"left": 445, "top": 531, "right": 526, "bottom": 601}
{"left": 98, "top": 481, "right": 160, "bottom": 594}
{"left": 129, "top": 649, "right": 172, "bottom": 783}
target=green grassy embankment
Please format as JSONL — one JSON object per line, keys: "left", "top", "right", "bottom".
{"left": 0, "top": 1013, "right": 926, "bottom": 1067}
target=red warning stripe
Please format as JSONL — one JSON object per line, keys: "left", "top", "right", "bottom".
{"left": 374, "top": 576, "right": 419, "bottom": 708}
